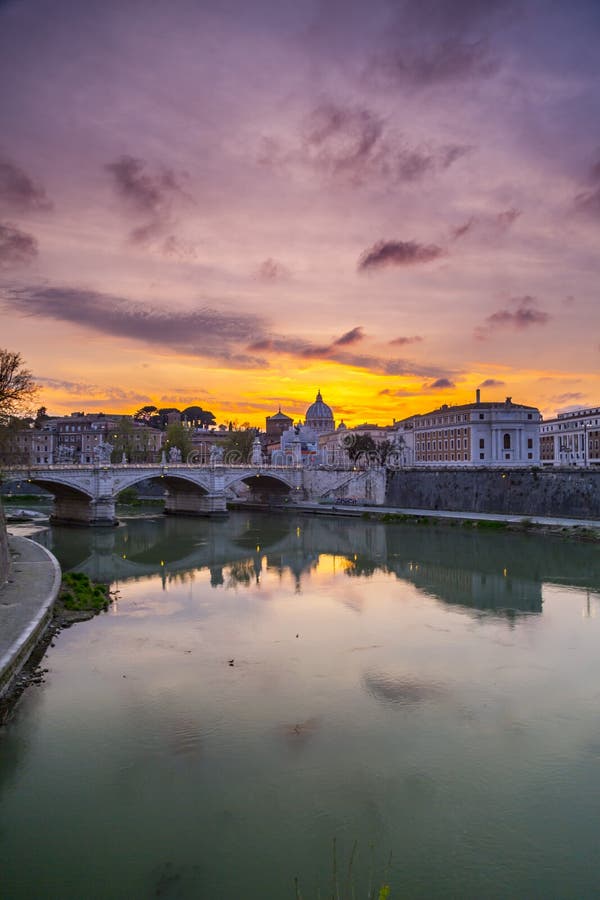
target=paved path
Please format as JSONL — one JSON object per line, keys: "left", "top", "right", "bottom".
{"left": 0, "top": 534, "right": 61, "bottom": 697}
{"left": 295, "top": 501, "right": 600, "bottom": 529}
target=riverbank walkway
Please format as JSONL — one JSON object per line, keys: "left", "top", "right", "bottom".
{"left": 294, "top": 502, "right": 600, "bottom": 529}
{"left": 0, "top": 534, "right": 61, "bottom": 697}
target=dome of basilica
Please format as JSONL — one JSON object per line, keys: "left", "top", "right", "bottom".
{"left": 305, "top": 390, "right": 335, "bottom": 433}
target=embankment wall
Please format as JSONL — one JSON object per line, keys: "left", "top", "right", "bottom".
{"left": 386, "top": 468, "right": 600, "bottom": 519}
{"left": 0, "top": 504, "right": 9, "bottom": 586}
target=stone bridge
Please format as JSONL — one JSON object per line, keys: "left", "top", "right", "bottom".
{"left": 2, "top": 462, "right": 386, "bottom": 525}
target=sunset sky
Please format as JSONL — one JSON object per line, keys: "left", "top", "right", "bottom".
{"left": 1, "top": 0, "right": 599, "bottom": 426}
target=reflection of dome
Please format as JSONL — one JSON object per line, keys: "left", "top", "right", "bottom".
{"left": 305, "top": 390, "right": 335, "bottom": 433}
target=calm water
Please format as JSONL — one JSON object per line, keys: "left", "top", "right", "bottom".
{"left": 2, "top": 511, "right": 600, "bottom": 899}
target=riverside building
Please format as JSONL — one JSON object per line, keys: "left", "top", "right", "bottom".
{"left": 405, "top": 391, "right": 541, "bottom": 466}
{"left": 540, "top": 407, "right": 600, "bottom": 466}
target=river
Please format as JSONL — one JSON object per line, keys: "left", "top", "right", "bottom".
{"left": 2, "top": 509, "right": 600, "bottom": 898}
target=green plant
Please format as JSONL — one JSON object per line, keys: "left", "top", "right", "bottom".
{"left": 293, "top": 839, "right": 392, "bottom": 899}
{"left": 60, "top": 572, "right": 110, "bottom": 612}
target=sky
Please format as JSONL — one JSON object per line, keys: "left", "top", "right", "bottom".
{"left": 1, "top": 0, "right": 599, "bottom": 427}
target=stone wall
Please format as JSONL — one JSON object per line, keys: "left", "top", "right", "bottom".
{"left": 386, "top": 467, "right": 600, "bottom": 519}
{"left": 303, "top": 467, "right": 387, "bottom": 505}
{"left": 0, "top": 503, "right": 9, "bottom": 586}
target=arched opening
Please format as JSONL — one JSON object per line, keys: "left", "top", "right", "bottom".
{"left": 503, "top": 433, "right": 511, "bottom": 450}
{"left": 233, "top": 474, "right": 294, "bottom": 507}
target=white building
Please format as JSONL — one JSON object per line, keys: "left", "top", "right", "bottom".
{"left": 404, "top": 391, "right": 541, "bottom": 467}
{"left": 540, "top": 407, "right": 600, "bottom": 466}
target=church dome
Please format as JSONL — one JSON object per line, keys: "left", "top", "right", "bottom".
{"left": 305, "top": 390, "right": 335, "bottom": 433}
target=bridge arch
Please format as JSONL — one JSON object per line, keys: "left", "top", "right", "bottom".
{"left": 110, "top": 470, "right": 212, "bottom": 497}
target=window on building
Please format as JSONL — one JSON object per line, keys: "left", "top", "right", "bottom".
{"left": 503, "top": 433, "right": 511, "bottom": 450}
{"left": 528, "top": 452, "right": 533, "bottom": 459}
{"left": 527, "top": 413, "right": 532, "bottom": 420}
{"left": 480, "top": 452, "right": 485, "bottom": 459}
{"left": 479, "top": 413, "right": 484, "bottom": 420}
{"left": 527, "top": 438, "right": 533, "bottom": 449}
{"left": 479, "top": 438, "right": 485, "bottom": 449}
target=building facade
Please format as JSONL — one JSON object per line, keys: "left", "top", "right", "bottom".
{"left": 540, "top": 407, "right": 600, "bottom": 466}
{"left": 405, "top": 393, "right": 541, "bottom": 467}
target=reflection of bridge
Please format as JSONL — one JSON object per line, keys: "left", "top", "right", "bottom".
{"left": 3, "top": 462, "right": 386, "bottom": 525}
{"left": 35, "top": 509, "right": 600, "bottom": 617}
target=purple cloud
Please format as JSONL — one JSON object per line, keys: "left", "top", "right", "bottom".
{"left": 0, "top": 222, "right": 38, "bottom": 269}
{"left": 262, "top": 101, "right": 468, "bottom": 188}
{"left": 4, "top": 285, "right": 267, "bottom": 367}
{"left": 475, "top": 296, "right": 550, "bottom": 340}
{"left": 371, "top": 38, "right": 498, "bottom": 89}
{"left": 451, "top": 208, "right": 521, "bottom": 241}
{"left": 0, "top": 158, "right": 52, "bottom": 213}
{"left": 426, "top": 377, "right": 455, "bottom": 390}
{"left": 105, "top": 155, "right": 189, "bottom": 245}
{"left": 333, "top": 326, "right": 364, "bottom": 346}
{"left": 389, "top": 335, "right": 423, "bottom": 346}
{"left": 256, "top": 258, "right": 290, "bottom": 282}
{"left": 479, "top": 378, "right": 505, "bottom": 387}
{"left": 358, "top": 240, "right": 444, "bottom": 271}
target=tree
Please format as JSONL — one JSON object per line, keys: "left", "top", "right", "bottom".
{"left": 133, "top": 404, "right": 158, "bottom": 425}
{"left": 0, "top": 349, "right": 37, "bottom": 425}
{"left": 221, "top": 426, "right": 258, "bottom": 464}
{"left": 181, "top": 405, "right": 216, "bottom": 428}
{"left": 346, "top": 434, "right": 393, "bottom": 466}
{"left": 34, "top": 406, "right": 49, "bottom": 427}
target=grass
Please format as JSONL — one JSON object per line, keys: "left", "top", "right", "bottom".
{"left": 293, "top": 839, "right": 392, "bottom": 899}
{"left": 59, "top": 572, "right": 111, "bottom": 612}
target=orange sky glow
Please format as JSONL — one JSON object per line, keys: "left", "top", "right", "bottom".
{"left": 1, "top": 0, "right": 599, "bottom": 427}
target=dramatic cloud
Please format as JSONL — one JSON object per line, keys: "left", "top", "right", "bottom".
{"left": 358, "top": 239, "right": 444, "bottom": 271}
{"left": 255, "top": 258, "right": 290, "bottom": 282}
{"left": 261, "top": 102, "right": 469, "bottom": 187}
{"left": 389, "top": 335, "right": 423, "bottom": 346}
{"left": 333, "top": 326, "right": 364, "bottom": 346}
{"left": 426, "top": 377, "right": 455, "bottom": 389}
{"left": 0, "top": 222, "right": 38, "bottom": 269}
{"left": 4, "top": 286, "right": 266, "bottom": 367}
{"left": 0, "top": 158, "right": 52, "bottom": 213}
{"left": 247, "top": 330, "right": 444, "bottom": 377}
{"left": 475, "top": 296, "right": 550, "bottom": 340}
{"left": 479, "top": 378, "right": 505, "bottom": 387}
{"left": 36, "top": 377, "right": 151, "bottom": 404}
{"left": 105, "top": 155, "right": 189, "bottom": 245}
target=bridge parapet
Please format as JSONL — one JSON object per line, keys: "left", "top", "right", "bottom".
{"left": 1, "top": 462, "right": 385, "bottom": 524}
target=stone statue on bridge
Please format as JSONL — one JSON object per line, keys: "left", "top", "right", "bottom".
{"left": 209, "top": 444, "right": 224, "bottom": 464}
{"left": 251, "top": 438, "right": 263, "bottom": 466}
{"left": 168, "top": 446, "right": 182, "bottom": 463}
{"left": 55, "top": 444, "right": 75, "bottom": 464}
{"left": 93, "top": 441, "right": 113, "bottom": 464}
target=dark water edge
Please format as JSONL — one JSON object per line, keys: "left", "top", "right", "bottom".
{"left": 2, "top": 510, "right": 600, "bottom": 898}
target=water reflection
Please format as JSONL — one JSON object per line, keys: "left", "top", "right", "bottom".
{"left": 363, "top": 672, "right": 446, "bottom": 708}
{"left": 35, "top": 512, "right": 600, "bottom": 618}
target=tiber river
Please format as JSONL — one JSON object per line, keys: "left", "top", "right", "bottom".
{"left": 2, "top": 509, "right": 600, "bottom": 899}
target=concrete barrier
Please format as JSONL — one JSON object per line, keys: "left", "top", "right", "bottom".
{"left": 0, "top": 536, "right": 62, "bottom": 698}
